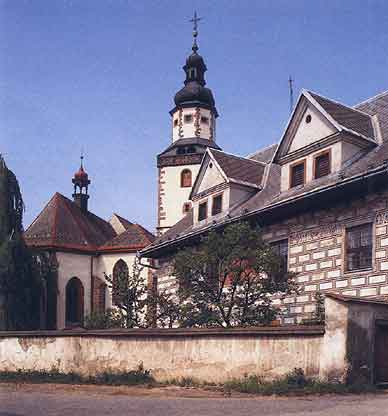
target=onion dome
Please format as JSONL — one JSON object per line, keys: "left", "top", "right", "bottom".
{"left": 72, "top": 156, "right": 90, "bottom": 189}
{"left": 173, "top": 12, "right": 217, "bottom": 112}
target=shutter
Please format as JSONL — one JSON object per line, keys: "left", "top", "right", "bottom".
{"left": 315, "top": 153, "right": 330, "bottom": 179}
{"left": 291, "top": 162, "right": 305, "bottom": 187}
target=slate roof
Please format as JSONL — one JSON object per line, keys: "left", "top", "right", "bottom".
{"left": 142, "top": 90, "right": 388, "bottom": 258}
{"left": 211, "top": 149, "right": 266, "bottom": 187}
{"left": 248, "top": 143, "right": 278, "bottom": 163}
{"left": 159, "top": 137, "right": 221, "bottom": 157}
{"left": 309, "top": 91, "right": 375, "bottom": 139}
{"left": 25, "top": 193, "right": 154, "bottom": 253}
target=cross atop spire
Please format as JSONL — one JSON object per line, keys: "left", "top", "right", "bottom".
{"left": 190, "top": 11, "right": 202, "bottom": 53}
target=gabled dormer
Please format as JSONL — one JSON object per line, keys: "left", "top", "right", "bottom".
{"left": 274, "top": 90, "right": 377, "bottom": 192}
{"left": 190, "top": 149, "right": 266, "bottom": 226}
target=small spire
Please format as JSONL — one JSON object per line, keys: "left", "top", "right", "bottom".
{"left": 80, "top": 148, "right": 84, "bottom": 170}
{"left": 190, "top": 11, "right": 202, "bottom": 53}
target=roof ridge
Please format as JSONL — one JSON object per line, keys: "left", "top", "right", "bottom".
{"left": 306, "top": 90, "right": 373, "bottom": 118}
{"left": 354, "top": 90, "right": 388, "bottom": 107}
{"left": 25, "top": 193, "right": 59, "bottom": 233}
{"left": 134, "top": 223, "right": 155, "bottom": 242}
{"left": 211, "top": 148, "right": 267, "bottom": 166}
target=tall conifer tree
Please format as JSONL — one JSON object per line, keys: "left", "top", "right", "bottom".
{"left": 0, "top": 155, "right": 40, "bottom": 330}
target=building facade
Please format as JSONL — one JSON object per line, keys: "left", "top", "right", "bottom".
{"left": 142, "top": 88, "right": 388, "bottom": 324}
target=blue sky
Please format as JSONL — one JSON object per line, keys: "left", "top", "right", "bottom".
{"left": 1, "top": 1, "right": 387, "bottom": 230}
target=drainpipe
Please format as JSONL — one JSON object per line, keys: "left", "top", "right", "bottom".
{"left": 90, "top": 255, "right": 94, "bottom": 314}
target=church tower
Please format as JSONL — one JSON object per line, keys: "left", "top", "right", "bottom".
{"left": 157, "top": 13, "right": 221, "bottom": 235}
{"left": 72, "top": 156, "right": 90, "bottom": 212}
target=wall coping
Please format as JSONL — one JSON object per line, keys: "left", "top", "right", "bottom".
{"left": 0, "top": 325, "right": 325, "bottom": 339}
{"left": 326, "top": 292, "right": 388, "bottom": 307}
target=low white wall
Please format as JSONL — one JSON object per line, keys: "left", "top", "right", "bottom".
{"left": 0, "top": 327, "right": 323, "bottom": 383}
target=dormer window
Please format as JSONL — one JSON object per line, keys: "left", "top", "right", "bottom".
{"left": 314, "top": 151, "right": 331, "bottom": 179}
{"left": 211, "top": 194, "right": 223, "bottom": 216}
{"left": 290, "top": 160, "right": 305, "bottom": 188}
{"left": 198, "top": 201, "right": 208, "bottom": 221}
{"left": 184, "top": 114, "right": 193, "bottom": 123}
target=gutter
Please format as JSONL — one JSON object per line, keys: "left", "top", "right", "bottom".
{"left": 141, "top": 163, "right": 388, "bottom": 258}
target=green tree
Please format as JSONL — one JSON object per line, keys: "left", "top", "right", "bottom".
{"left": 173, "top": 221, "right": 297, "bottom": 328}
{"left": 0, "top": 156, "right": 41, "bottom": 330}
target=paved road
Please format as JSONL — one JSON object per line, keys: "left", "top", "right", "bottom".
{"left": 1, "top": 384, "right": 388, "bottom": 416}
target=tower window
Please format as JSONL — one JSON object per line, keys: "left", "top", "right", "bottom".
{"left": 177, "top": 147, "right": 186, "bottom": 155}
{"left": 211, "top": 194, "right": 223, "bottom": 216}
{"left": 181, "top": 169, "right": 192, "bottom": 188}
{"left": 187, "top": 145, "right": 196, "bottom": 153}
{"left": 198, "top": 201, "right": 208, "bottom": 221}
{"left": 174, "top": 119, "right": 179, "bottom": 127}
{"left": 201, "top": 116, "right": 209, "bottom": 125}
{"left": 183, "top": 202, "right": 191, "bottom": 214}
{"left": 189, "top": 68, "right": 197, "bottom": 79}
{"left": 290, "top": 160, "right": 306, "bottom": 188}
{"left": 314, "top": 151, "right": 331, "bottom": 179}
{"left": 184, "top": 114, "right": 193, "bottom": 123}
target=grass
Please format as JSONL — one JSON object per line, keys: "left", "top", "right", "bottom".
{"left": 0, "top": 367, "right": 379, "bottom": 396}
{"left": 0, "top": 362, "right": 154, "bottom": 386}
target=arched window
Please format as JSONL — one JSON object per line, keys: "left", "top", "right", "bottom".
{"left": 112, "top": 259, "right": 129, "bottom": 306}
{"left": 181, "top": 169, "right": 192, "bottom": 188}
{"left": 65, "top": 277, "right": 84, "bottom": 327}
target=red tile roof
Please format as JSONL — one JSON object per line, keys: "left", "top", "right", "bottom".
{"left": 24, "top": 193, "right": 154, "bottom": 253}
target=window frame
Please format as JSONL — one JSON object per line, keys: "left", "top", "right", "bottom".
{"left": 198, "top": 200, "right": 208, "bottom": 222}
{"left": 344, "top": 222, "right": 373, "bottom": 273}
{"left": 180, "top": 169, "right": 192, "bottom": 188}
{"left": 270, "top": 239, "right": 289, "bottom": 273}
{"left": 289, "top": 159, "right": 306, "bottom": 189}
{"left": 182, "top": 202, "right": 191, "bottom": 214}
{"left": 313, "top": 149, "right": 331, "bottom": 180}
{"left": 211, "top": 193, "right": 223, "bottom": 216}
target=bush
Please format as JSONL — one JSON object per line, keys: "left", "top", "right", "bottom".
{"left": 84, "top": 309, "right": 123, "bottom": 329}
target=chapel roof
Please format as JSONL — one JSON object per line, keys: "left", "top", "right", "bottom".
{"left": 24, "top": 193, "right": 154, "bottom": 253}
{"left": 142, "top": 89, "right": 388, "bottom": 258}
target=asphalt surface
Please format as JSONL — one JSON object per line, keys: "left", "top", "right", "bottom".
{"left": 1, "top": 384, "right": 388, "bottom": 415}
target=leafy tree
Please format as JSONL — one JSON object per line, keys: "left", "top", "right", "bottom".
{"left": 105, "top": 257, "right": 148, "bottom": 328}
{"left": 173, "top": 221, "right": 297, "bottom": 328}
{"left": 0, "top": 156, "right": 41, "bottom": 330}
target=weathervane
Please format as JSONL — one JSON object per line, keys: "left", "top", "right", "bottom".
{"left": 190, "top": 11, "right": 202, "bottom": 53}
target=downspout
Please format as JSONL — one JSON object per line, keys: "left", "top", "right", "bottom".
{"left": 90, "top": 254, "right": 95, "bottom": 314}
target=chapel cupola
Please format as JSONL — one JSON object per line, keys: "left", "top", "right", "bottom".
{"left": 171, "top": 12, "right": 218, "bottom": 143}
{"left": 72, "top": 155, "right": 90, "bottom": 212}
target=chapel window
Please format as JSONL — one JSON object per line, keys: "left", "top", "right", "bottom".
{"left": 112, "top": 259, "right": 129, "bottom": 305}
{"left": 346, "top": 223, "right": 373, "bottom": 272}
{"left": 198, "top": 201, "right": 208, "bottom": 221}
{"left": 290, "top": 160, "right": 306, "bottom": 188}
{"left": 314, "top": 151, "right": 331, "bottom": 179}
{"left": 181, "top": 169, "right": 192, "bottom": 188}
{"left": 211, "top": 194, "right": 223, "bottom": 216}
{"left": 270, "top": 239, "right": 289, "bottom": 272}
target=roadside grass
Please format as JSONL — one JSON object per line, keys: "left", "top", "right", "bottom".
{"left": 0, "top": 367, "right": 379, "bottom": 396}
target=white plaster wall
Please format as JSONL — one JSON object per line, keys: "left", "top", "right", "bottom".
{"left": 0, "top": 332, "right": 322, "bottom": 382}
{"left": 56, "top": 252, "right": 93, "bottom": 330}
{"left": 289, "top": 104, "right": 336, "bottom": 152}
{"left": 159, "top": 164, "right": 201, "bottom": 230}
{"left": 197, "top": 159, "right": 225, "bottom": 193}
{"left": 281, "top": 142, "right": 343, "bottom": 192}
{"left": 172, "top": 107, "right": 215, "bottom": 142}
{"left": 94, "top": 253, "right": 150, "bottom": 309}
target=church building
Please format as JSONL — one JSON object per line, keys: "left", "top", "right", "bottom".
{"left": 24, "top": 158, "right": 154, "bottom": 329}
{"left": 143, "top": 27, "right": 388, "bottom": 324}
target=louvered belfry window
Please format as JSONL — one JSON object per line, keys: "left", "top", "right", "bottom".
{"left": 314, "top": 152, "right": 330, "bottom": 179}
{"left": 290, "top": 161, "right": 305, "bottom": 188}
{"left": 346, "top": 223, "right": 373, "bottom": 271}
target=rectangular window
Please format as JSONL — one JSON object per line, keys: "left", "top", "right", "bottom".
{"left": 211, "top": 194, "right": 223, "bottom": 216}
{"left": 271, "top": 239, "right": 289, "bottom": 272}
{"left": 346, "top": 223, "right": 373, "bottom": 271}
{"left": 173, "top": 119, "right": 179, "bottom": 127}
{"left": 290, "top": 161, "right": 305, "bottom": 188}
{"left": 314, "top": 151, "right": 331, "bottom": 179}
{"left": 198, "top": 201, "right": 208, "bottom": 221}
{"left": 184, "top": 114, "right": 193, "bottom": 123}
{"left": 201, "top": 116, "right": 209, "bottom": 124}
